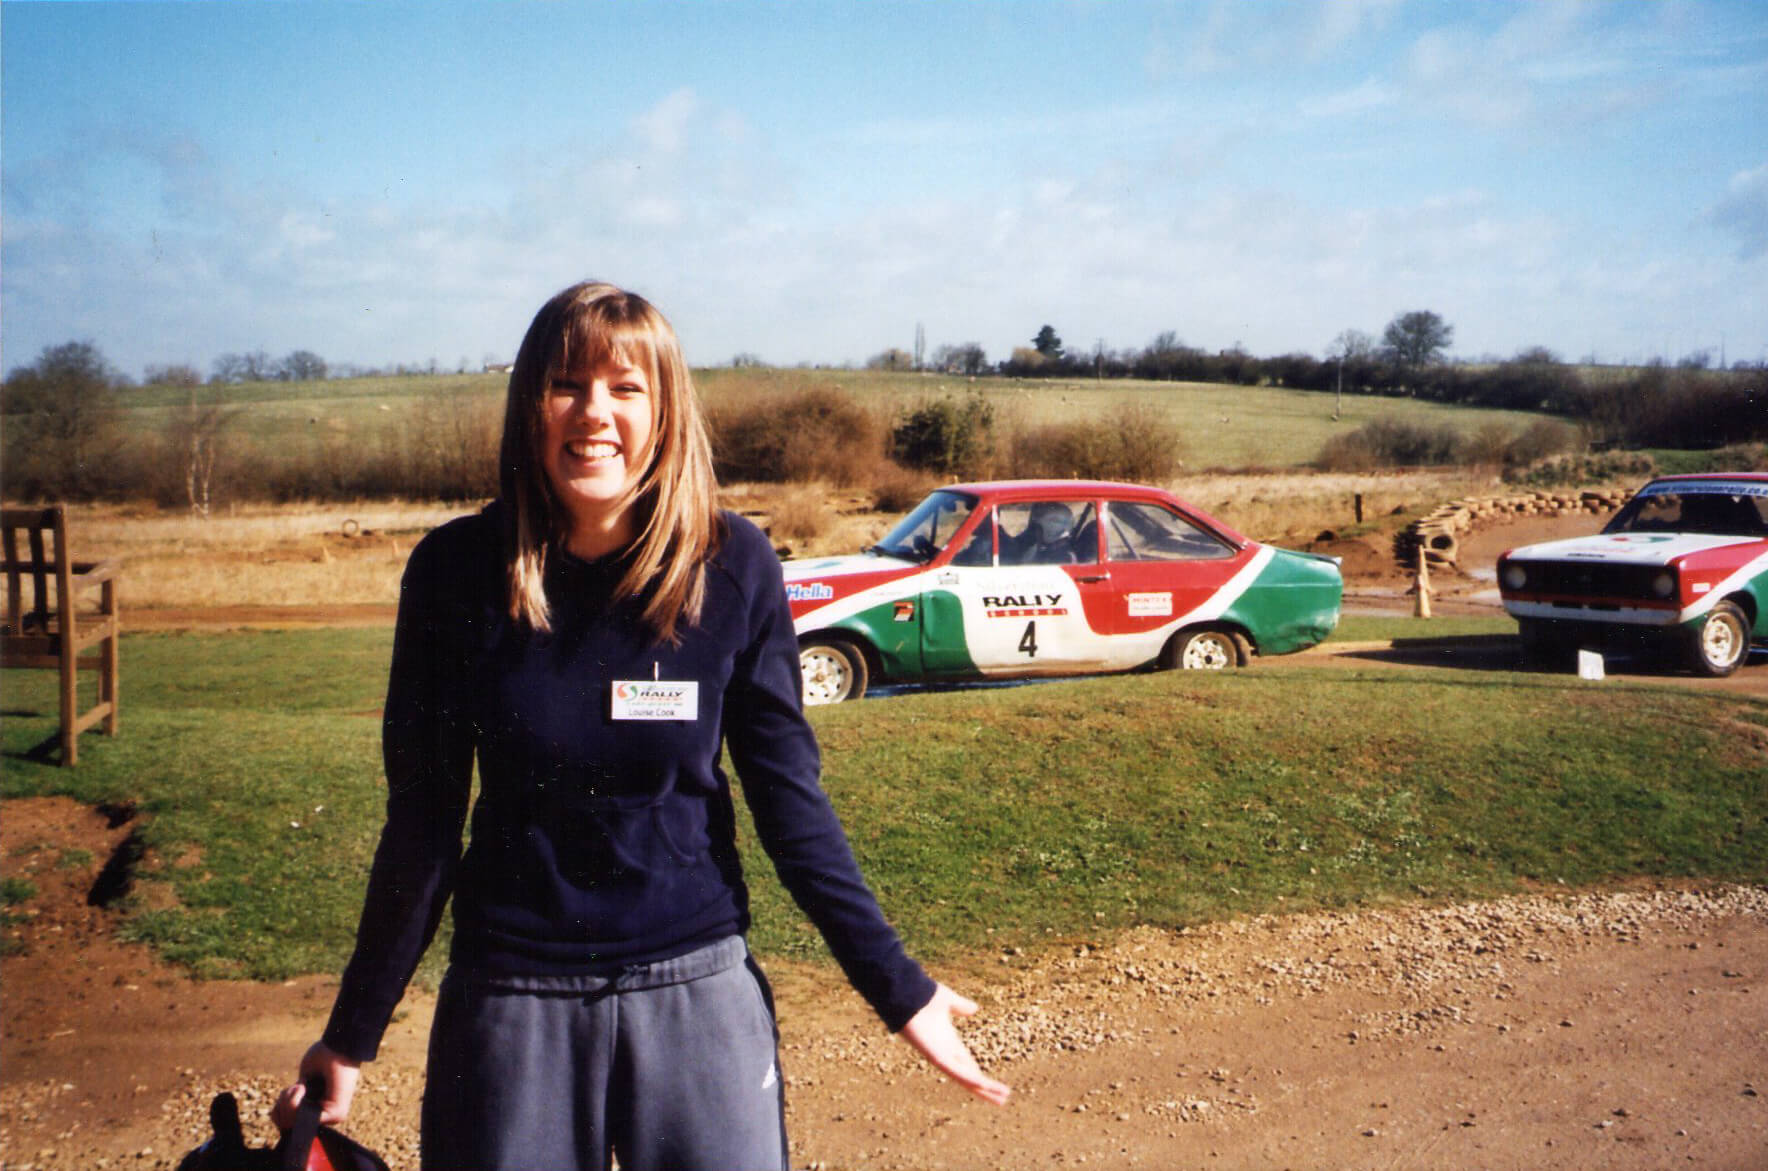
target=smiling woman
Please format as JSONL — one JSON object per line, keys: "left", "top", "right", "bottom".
{"left": 275, "top": 282, "right": 1009, "bottom": 1171}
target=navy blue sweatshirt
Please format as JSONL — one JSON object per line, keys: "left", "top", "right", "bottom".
{"left": 322, "top": 506, "right": 935, "bottom": 1060}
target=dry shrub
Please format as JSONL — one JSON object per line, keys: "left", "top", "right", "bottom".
{"left": 767, "top": 485, "right": 833, "bottom": 543}
{"left": 889, "top": 393, "right": 996, "bottom": 479}
{"left": 1315, "top": 419, "right": 1463, "bottom": 471}
{"left": 709, "top": 385, "right": 883, "bottom": 486}
{"left": 1008, "top": 402, "right": 1182, "bottom": 482}
{"left": 1503, "top": 419, "right": 1581, "bottom": 468}
{"left": 1460, "top": 422, "right": 1516, "bottom": 467}
{"left": 1507, "top": 450, "right": 1656, "bottom": 488}
{"left": 868, "top": 462, "right": 935, "bottom": 513}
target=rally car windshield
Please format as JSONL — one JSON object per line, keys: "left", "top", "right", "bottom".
{"left": 1604, "top": 481, "right": 1768, "bottom": 538}
{"left": 870, "top": 490, "right": 978, "bottom": 562}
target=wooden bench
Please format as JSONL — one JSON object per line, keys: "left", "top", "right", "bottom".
{"left": 2, "top": 505, "right": 120, "bottom": 765}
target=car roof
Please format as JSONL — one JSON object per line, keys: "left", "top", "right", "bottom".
{"left": 942, "top": 478, "right": 1176, "bottom": 501}
{"left": 1646, "top": 472, "right": 1768, "bottom": 485}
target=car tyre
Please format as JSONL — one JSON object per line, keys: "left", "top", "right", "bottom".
{"left": 1688, "top": 601, "right": 1749, "bottom": 678}
{"left": 1165, "top": 627, "right": 1243, "bottom": 671}
{"left": 800, "top": 638, "right": 868, "bottom": 704}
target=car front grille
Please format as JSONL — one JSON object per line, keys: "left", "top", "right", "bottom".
{"left": 1511, "top": 560, "right": 1667, "bottom": 603}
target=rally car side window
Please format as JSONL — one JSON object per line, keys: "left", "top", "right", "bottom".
{"left": 1106, "top": 502, "right": 1235, "bottom": 561}
{"left": 997, "top": 501, "right": 1098, "bottom": 565}
{"left": 950, "top": 509, "right": 996, "bottom": 566}
{"left": 873, "top": 490, "right": 978, "bottom": 562}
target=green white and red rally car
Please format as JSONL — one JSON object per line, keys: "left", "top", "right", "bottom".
{"left": 1497, "top": 473, "right": 1768, "bottom": 676}
{"left": 783, "top": 479, "right": 1343, "bottom": 703}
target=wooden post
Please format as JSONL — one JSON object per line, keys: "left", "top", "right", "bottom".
{"left": 1413, "top": 546, "right": 1433, "bottom": 619}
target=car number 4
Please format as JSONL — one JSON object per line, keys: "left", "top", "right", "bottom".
{"left": 1019, "top": 620, "right": 1039, "bottom": 658}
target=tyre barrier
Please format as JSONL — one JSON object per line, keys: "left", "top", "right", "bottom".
{"left": 1391, "top": 487, "right": 1631, "bottom": 572}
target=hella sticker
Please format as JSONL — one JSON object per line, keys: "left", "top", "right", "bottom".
{"left": 786, "top": 582, "right": 835, "bottom": 603}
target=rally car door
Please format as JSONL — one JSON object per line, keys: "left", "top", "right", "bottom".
{"left": 919, "top": 500, "right": 1112, "bottom": 675}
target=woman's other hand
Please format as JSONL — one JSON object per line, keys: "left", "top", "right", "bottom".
{"left": 272, "top": 1042, "right": 361, "bottom": 1129}
{"left": 898, "top": 984, "right": 1011, "bottom": 1106}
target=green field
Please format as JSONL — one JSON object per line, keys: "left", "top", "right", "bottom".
{"left": 4, "top": 628, "right": 1763, "bottom": 985}
{"left": 114, "top": 367, "right": 1562, "bottom": 472}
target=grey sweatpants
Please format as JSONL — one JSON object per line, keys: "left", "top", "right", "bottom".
{"left": 421, "top": 936, "right": 788, "bottom": 1171}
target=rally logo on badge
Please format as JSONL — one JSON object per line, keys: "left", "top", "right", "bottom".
{"left": 611, "top": 680, "right": 699, "bottom": 721}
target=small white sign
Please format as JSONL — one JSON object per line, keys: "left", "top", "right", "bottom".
{"left": 1127, "top": 591, "right": 1173, "bottom": 617}
{"left": 1576, "top": 650, "right": 1605, "bottom": 681}
{"left": 612, "top": 680, "right": 699, "bottom": 721}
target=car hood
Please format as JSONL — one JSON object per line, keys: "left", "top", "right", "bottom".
{"left": 1504, "top": 532, "right": 1756, "bottom": 567}
{"left": 780, "top": 552, "right": 918, "bottom": 582}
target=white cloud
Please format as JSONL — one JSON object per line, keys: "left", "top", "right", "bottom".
{"left": 1706, "top": 162, "right": 1768, "bottom": 261}
{"left": 1305, "top": 0, "right": 1405, "bottom": 59}
{"left": 632, "top": 88, "right": 700, "bottom": 155}
{"left": 1298, "top": 78, "right": 1397, "bottom": 120}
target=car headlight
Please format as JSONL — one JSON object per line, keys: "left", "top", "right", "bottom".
{"left": 1650, "top": 571, "right": 1675, "bottom": 598}
{"left": 1501, "top": 563, "right": 1528, "bottom": 590}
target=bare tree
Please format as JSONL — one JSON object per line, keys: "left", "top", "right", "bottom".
{"left": 279, "top": 350, "right": 328, "bottom": 381}
{"left": 1381, "top": 311, "right": 1453, "bottom": 368}
{"left": 211, "top": 350, "right": 275, "bottom": 383}
{"left": 1, "top": 341, "right": 122, "bottom": 498}
{"left": 867, "top": 348, "right": 914, "bottom": 371}
{"left": 931, "top": 343, "right": 989, "bottom": 376}
{"left": 143, "top": 363, "right": 204, "bottom": 387}
{"left": 168, "top": 389, "right": 245, "bottom": 516}
{"left": 1328, "top": 329, "right": 1377, "bottom": 419}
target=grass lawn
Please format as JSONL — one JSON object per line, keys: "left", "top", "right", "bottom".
{"left": 4, "top": 628, "right": 1764, "bottom": 986}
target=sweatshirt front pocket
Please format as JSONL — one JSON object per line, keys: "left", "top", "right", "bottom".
{"left": 651, "top": 795, "right": 710, "bottom": 867}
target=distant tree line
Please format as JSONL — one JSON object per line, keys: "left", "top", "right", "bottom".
{"left": 5, "top": 312, "right": 1764, "bottom": 507}
{"left": 876, "top": 308, "right": 1766, "bottom": 450}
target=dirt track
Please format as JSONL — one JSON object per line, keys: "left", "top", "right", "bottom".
{"left": 3, "top": 798, "right": 1763, "bottom": 1170}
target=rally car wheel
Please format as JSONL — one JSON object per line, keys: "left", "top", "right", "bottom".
{"left": 1168, "top": 627, "right": 1242, "bottom": 671}
{"left": 1688, "top": 601, "right": 1749, "bottom": 678}
{"left": 800, "top": 639, "right": 868, "bottom": 704}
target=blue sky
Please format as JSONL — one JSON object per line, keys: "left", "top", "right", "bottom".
{"left": 4, "top": 1, "right": 1766, "bottom": 378}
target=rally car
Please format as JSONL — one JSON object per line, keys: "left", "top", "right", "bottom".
{"left": 782, "top": 479, "right": 1343, "bottom": 703}
{"left": 1496, "top": 473, "right": 1768, "bottom": 676}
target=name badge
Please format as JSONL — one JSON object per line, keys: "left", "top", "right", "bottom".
{"left": 612, "top": 680, "right": 699, "bottom": 721}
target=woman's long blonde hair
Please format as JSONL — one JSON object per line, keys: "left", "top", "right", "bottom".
{"left": 500, "top": 281, "right": 720, "bottom": 643}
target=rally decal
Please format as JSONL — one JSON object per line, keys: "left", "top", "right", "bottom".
{"left": 1638, "top": 479, "right": 1768, "bottom": 499}
{"left": 984, "top": 594, "right": 1068, "bottom": 618}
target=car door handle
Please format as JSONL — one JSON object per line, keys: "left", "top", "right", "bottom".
{"left": 1076, "top": 572, "right": 1110, "bottom": 583}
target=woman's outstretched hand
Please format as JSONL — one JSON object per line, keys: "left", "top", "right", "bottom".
{"left": 898, "top": 983, "right": 1011, "bottom": 1106}
{"left": 272, "top": 1042, "right": 361, "bottom": 1130}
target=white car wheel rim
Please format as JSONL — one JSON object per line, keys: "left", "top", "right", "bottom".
{"left": 1702, "top": 616, "right": 1740, "bottom": 667}
{"left": 1184, "top": 635, "right": 1231, "bottom": 670}
{"left": 800, "top": 648, "right": 850, "bottom": 704}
